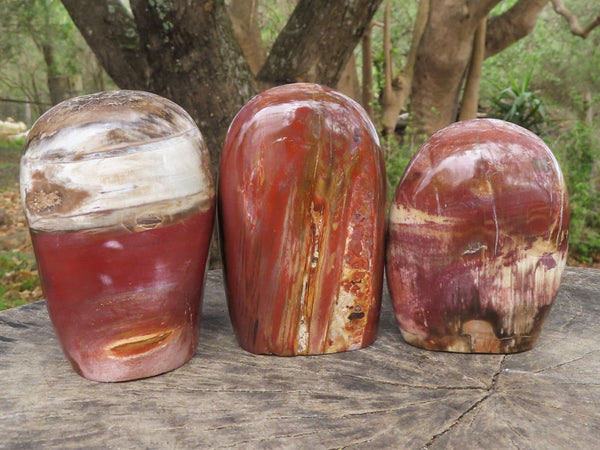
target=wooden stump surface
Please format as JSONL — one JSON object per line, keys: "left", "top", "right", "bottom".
{"left": 1, "top": 267, "right": 599, "bottom": 449}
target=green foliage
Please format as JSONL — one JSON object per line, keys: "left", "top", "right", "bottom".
{"left": 553, "top": 122, "right": 600, "bottom": 263}
{"left": 382, "top": 135, "right": 417, "bottom": 204}
{"left": 0, "top": 140, "right": 24, "bottom": 190}
{"left": 368, "top": 0, "right": 418, "bottom": 103}
{"left": 481, "top": 1, "right": 600, "bottom": 265}
{"left": 482, "top": 3, "right": 600, "bottom": 116}
{"left": 258, "top": 0, "right": 297, "bottom": 51}
{"left": 0, "top": 250, "right": 40, "bottom": 311}
{"left": 0, "top": 138, "right": 24, "bottom": 150}
{"left": 0, "top": 0, "right": 112, "bottom": 122}
{"left": 488, "top": 70, "right": 547, "bottom": 135}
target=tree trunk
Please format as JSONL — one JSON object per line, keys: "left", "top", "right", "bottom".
{"left": 380, "top": 0, "right": 396, "bottom": 136}
{"left": 410, "top": 1, "right": 497, "bottom": 139}
{"left": 40, "top": 43, "right": 62, "bottom": 105}
{"left": 459, "top": 18, "right": 487, "bottom": 121}
{"left": 380, "top": 0, "right": 429, "bottom": 136}
{"left": 584, "top": 90, "right": 593, "bottom": 126}
{"left": 409, "top": 0, "right": 564, "bottom": 139}
{"left": 336, "top": 53, "right": 362, "bottom": 102}
{"left": 362, "top": 25, "right": 374, "bottom": 119}
{"left": 228, "top": 0, "right": 267, "bottom": 76}
{"left": 61, "top": 0, "right": 384, "bottom": 267}
{"left": 27, "top": 1, "right": 63, "bottom": 106}
{"left": 63, "top": 0, "right": 256, "bottom": 178}
{"left": 258, "top": 0, "right": 383, "bottom": 87}
{"left": 61, "top": 0, "right": 150, "bottom": 89}
{"left": 485, "top": 0, "right": 549, "bottom": 58}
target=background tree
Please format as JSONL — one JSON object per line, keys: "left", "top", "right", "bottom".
{"left": 60, "top": 0, "right": 383, "bottom": 177}
{"left": 0, "top": 0, "right": 109, "bottom": 121}
{"left": 409, "top": 0, "right": 599, "bottom": 138}
{"left": 1, "top": 0, "right": 598, "bottom": 266}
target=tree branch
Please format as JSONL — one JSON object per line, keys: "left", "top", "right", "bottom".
{"left": 362, "top": 25, "right": 374, "bottom": 118}
{"left": 485, "top": 0, "right": 550, "bottom": 58}
{"left": 228, "top": 0, "right": 266, "bottom": 76}
{"left": 257, "top": 0, "right": 383, "bottom": 87}
{"left": 550, "top": 0, "right": 600, "bottom": 38}
{"left": 380, "top": 0, "right": 429, "bottom": 135}
{"left": 467, "top": 0, "right": 503, "bottom": 21}
{"left": 459, "top": 17, "right": 487, "bottom": 121}
{"left": 61, "top": 0, "right": 150, "bottom": 88}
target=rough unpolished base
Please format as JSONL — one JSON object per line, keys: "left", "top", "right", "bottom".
{"left": 400, "top": 321, "right": 540, "bottom": 354}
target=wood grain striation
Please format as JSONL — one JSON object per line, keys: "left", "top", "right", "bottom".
{"left": 1, "top": 268, "right": 598, "bottom": 448}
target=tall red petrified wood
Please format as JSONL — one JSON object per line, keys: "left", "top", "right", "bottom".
{"left": 220, "top": 83, "right": 386, "bottom": 355}
{"left": 387, "top": 119, "right": 570, "bottom": 353}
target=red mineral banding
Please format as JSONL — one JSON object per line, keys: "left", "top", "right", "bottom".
{"left": 220, "top": 83, "right": 386, "bottom": 356}
{"left": 31, "top": 207, "right": 214, "bottom": 382}
{"left": 386, "top": 119, "right": 570, "bottom": 353}
{"left": 21, "top": 91, "right": 216, "bottom": 381}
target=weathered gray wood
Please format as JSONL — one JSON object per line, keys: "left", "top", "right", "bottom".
{"left": 1, "top": 267, "right": 598, "bottom": 449}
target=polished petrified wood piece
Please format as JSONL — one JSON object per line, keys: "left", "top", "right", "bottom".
{"left": 387, "top": 119, "right": 570, "bottom": 353}
{"left": 20, "top": 90, "right": 215, "bottom": 381}
{"left": 220, "top": 83, "right": 386, "bottom": 355}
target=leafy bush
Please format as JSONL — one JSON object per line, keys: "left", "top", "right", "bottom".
{"left": 382, "top": 135, "right": 416, "bottom": 204}
{"left": 553, "top": 122, "right": 600, "bottom": 263}
{"left": 488, "top": 70, "right": 547, "bottom": 135}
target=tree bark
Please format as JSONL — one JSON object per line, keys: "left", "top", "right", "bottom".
{"left": 410, "top": 0, "right": 499, "bottom": 139}
{"left": 550, "top": 0, "right": 600, "bottom": 38}
{"left": 63, "top": 0, "right": 256, "bottom": 176}
{"left": 380, "top": 0, "right": 429, "bottom": 136}
{"left": 257, "top": 0, "right": 383, "bottom": 87}
{"left": 485, "top": 0, "right": 549, "bottom": 58}
{"left": 583, "top": 90, "right": 593, "bottom": 126}
{"left": 362, "top": 25, "right": 374, "bottom": 119}
{"left": 459, "top": 18, "right": 487, "bottom": 121}
{"left": 381, "top": 0, "right": 395, "bottom": 136}
{"left": 228, "top": 0, "right": 267, "bottom": 75}
{"left": 61, "top": 0, "right": 384, "bottom": 267}
{"left": 61, "top": 0, "right": 150, "bottom": 88}
{"left": 336, "top": 53, "right": 362, "bottom": 102}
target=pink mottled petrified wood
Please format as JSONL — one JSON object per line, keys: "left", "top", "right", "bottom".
{"left": 387, "top": 119, "right": 570, "bottom": 353}
{"left": 219, "top": 83, "right": 386, "bottom": 356}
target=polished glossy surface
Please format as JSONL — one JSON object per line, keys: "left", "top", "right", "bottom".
{"left": 21, "top": 90, "right": 215, "bottom": 381}
{"left": 386, "top": 119, "right": 570, "bottom": 353}
{"left": 220, "top": 83, "right": 386, "bottom": 355}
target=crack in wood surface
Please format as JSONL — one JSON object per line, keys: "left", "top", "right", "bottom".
{"left": 1, "top": 268, "right": 598, "bottom": 448}
{"left": 342, "top": 372, "right": 490, "bottom": 391}
{"left": 423, "top": 355, "right": 506, "bottom": 448}
{"left": 336, "top": 425, "right": 393, "bottom": 449}
{"left": 503, "top": 415, "right": 526, "bottom": 443}
{"left": 532, "top": 348, "right": 599, "bottom": 374}
{"left": 511, "top": 394, "right": 600, "bottom": 423}
{"left": 502, "top": 368, "right": 600, "bottom": 384}
{"left": 556, "top": 290, "right": 583, "bottom": 332}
